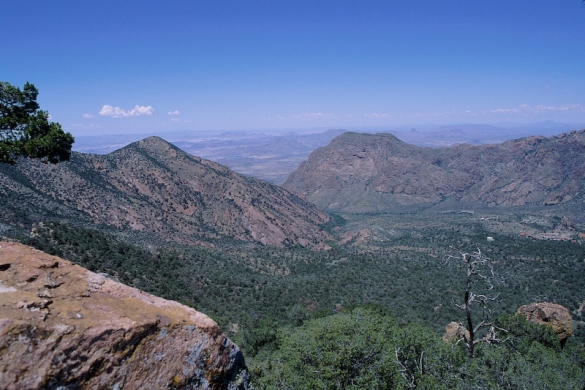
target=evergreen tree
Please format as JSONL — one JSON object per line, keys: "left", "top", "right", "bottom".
{"left": 0, "top": 81, "right": 74, "bottom": 164}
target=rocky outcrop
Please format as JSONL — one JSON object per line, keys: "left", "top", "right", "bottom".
{"left": 516, "top": 302, "right": 573, "bottom": 344}
{"left": 284, "top": 130, "right": 585, "bottom": 214}
{"left": 0, "top": 136, "right": 331, "bottom": 248}
{"left": 0, "top": 242, "right": 249, "bottom": 390}
{"left": 443, "top": 321, "right": 470, "bottom": 343}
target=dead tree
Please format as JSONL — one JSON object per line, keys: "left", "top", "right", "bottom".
{"left": 446, "top": 248, "right": 508, "bottom": 358}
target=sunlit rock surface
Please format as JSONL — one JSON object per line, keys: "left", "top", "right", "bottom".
{"left": 517, "top": 302, "right": 573, "bottom": 344}
{"left": 0, "top": 242, "right": 249, "bottom": 390}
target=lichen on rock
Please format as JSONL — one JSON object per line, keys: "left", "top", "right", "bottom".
{"left": 0, "top": 242, "right": 249, "bottom": 390}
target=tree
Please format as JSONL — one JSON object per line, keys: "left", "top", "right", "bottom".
{"left": 253, "top": 308, "right": 401, "bottom": 389}
{"left": 0, "top": 81, "right": 74, "bottom": 164}
{"left": 446, "top": 248, "right": 508, "bottom": 358}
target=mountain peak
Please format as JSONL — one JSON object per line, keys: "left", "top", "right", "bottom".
{"left": 284, "top": 130, "right": 585, "bottom": 215}
{"left": 124, "top": 135, "right": 178, "bottom": 153}
{"left": 1, "top": 140, "right": 331, "bottom": 248}
{"left": 137, "top": 135, "right": 172, "bottom": 146}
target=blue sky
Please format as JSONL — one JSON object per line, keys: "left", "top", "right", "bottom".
{"left": 2, "top": 1, "right": 585, "bottom": 136}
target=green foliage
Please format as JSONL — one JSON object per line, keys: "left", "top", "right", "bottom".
{"left": 15, "top": 220, "right": 585, "bottom": 388}
{"left": 251, "top": 309, "right": 585, "bottom": 389}
{"left": 239, "top": 317, "right": 280, "bottom": 357}
{"left": 18, "top": 220, "right": 585, "bottom": 344}
{"left": 0, "top": 81, "right": 74, "bottom": 164}
{"left": 253, "top": 308, "right": 400, "bottom": 389}
{"left": 320, "top": 212, "right": 346, "bottom": 234}
{"left": 460, "top": 339, "right": 584, "bottom": 389}
{"left": 494, "top": 314, "right": 561, "bottom": 352}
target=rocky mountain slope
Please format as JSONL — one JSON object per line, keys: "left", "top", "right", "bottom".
{"left": 0, "top": 241, "right": 249, "bottom": 389}
{"left": 0, "top": 136, "right": 330, "bottom": 248}
{"left": 284, "top": 130, "right": 585, "bottom": 215}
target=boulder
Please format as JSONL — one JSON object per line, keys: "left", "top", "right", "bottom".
{"left": 443, "top": 321, "right": 470, "bottom": 343}
{"left": 516, "top": 302, "right": 573, "bottom": 344}
{"left": 0, "top": 242, "right": 249, "bottom": 390}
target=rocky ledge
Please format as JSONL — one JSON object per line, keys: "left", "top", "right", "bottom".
{"left": 0, "top": 242, "right": 249, "bottom": 390}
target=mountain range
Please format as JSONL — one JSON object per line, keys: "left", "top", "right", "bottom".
{"left": 73, "top": 129, "right": 346, "bottom": 185}
{"left": 72, "top": 123, "right": 584, "bottom": 187}
{"left": 3, "top": 129, "right": 585, "bottom": 249}
{"left": 0, "top": 136, "right": 330, "bottom": 248}
{"left": 284, "top": 130, "right": 585, "bottom": 218}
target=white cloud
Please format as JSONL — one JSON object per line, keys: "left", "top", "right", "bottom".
{"left": 99, "top": 104, "right": 154, "bottom": 118}
{"left": 168, "top": 110, "right": 180, "bottom": 115}
{"left": 82, "top": 113, "right": 95, "bottom": 119}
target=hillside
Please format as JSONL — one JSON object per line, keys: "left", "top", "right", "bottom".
{"left": 283, "top": 130, "right": 585, "bottom": 216}
{"left": 0, "top": 136, "right": 331, "bottom": 248}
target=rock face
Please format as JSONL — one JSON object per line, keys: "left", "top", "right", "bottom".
{"left": 284, "top": 130, "right": 585, "bottom": 214}
{"left": 516, "top": 302, "right": 573, "bottom": 344}
{"left": 0, "top": 136, "right": 330, "bottom": 248}
{"left": 0, "top": 242, "right": 249, "bottom": 390}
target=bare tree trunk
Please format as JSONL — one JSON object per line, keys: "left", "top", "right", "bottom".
{"left": 447, "top": 249, "right": 505, "bottom": 358}
{"left": 464, "top": 253, "right": 475, "bottom": 357}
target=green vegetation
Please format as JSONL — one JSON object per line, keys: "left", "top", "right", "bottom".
{"left": 252, "top": 309, "right": 584, "bottom": 389}
{"left": 0, "top": 81, "right": 74, "bottom": 164}
{"left": 12, "top": 211, "right": 585, "bottom": 387}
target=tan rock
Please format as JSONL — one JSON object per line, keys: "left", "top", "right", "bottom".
{"left": 516, "top": 302, "right": 573, "bottom": 343}
{"left": 0, "top": 242, "right": 249, "bottom": 390}
{"left": 443, "top": 321, "right": 470, "bottom": 343}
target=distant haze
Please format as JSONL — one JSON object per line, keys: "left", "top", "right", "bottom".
{"left": 73, "top": 121, "right": 585, "bottom": 184}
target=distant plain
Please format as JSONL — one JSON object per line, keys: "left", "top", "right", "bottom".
{"left": 73, "top": 121, "right": 584, "bottom": 184}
